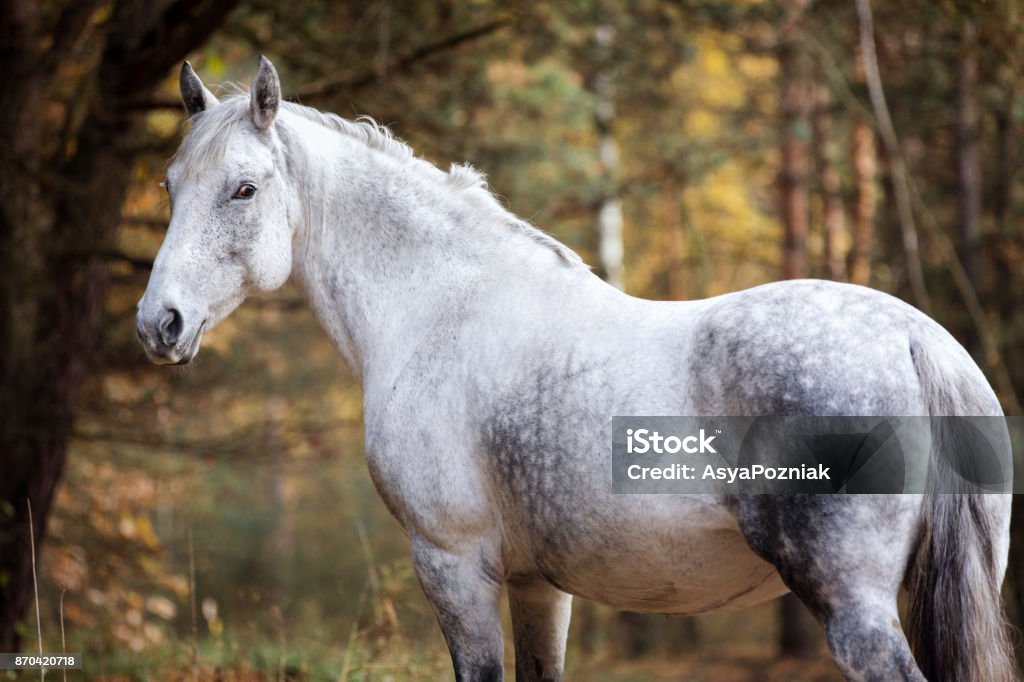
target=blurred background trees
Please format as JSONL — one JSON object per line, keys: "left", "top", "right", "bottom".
{"left": 2, "top": 0, "right": 1024, "bottom": 678}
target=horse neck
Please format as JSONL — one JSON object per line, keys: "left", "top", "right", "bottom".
{"left": 283, "top": 117, "right": 553, "bottom": 386}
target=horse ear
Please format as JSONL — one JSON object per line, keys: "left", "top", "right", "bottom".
{"left": 250, "top": 55, "right": 280, "bottom": 131}
{"left": 179, "top": 61, "right": 218, "bottom": 117}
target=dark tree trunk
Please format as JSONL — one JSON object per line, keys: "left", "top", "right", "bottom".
{"left": 779, "top": 593, "right": 819, "bottom": 658}
{"left": 956, "top": 16, "right": 981, "bottom": 293}
{"left": 657, "top": 179, "right": 689, "bottom": 301}
{"left": 613, "top": 611, "right": 657, "bottom": 659}
{"left": 953, "top": 13, "right": 983, "bottom": 357}
{"left": 775, "top": 1, "right": 821, "bottom": 658}
{"left": 992, "top": 80, "right": 1019, "bottom": 249}
{"left": 812, "top": 83, "right": 847, "bottom": 282}
{"left": 575, "top": 601, "right": 598, "bottom": 658}
{"left": 778, "top": 0, "right": 810, "bottom": 280}
{"left": 1010, "top": 497, "right": 1024, "bottom": 648}
{"left": 0, "top": 0, "right": 60, "bottom": 649}
{"left": 665, "top": 615, "right": 699, "bottom": 657}
{"left": 849, "top": 114, "right": 876, "bottom": 286}
{"left": 0, "top": 80, "right": 139, "bottom": 652}
{"left": 992, "top": 78, "right": 1020, "bottom": 346}
{"left": 0, "top": 0, "right": 239, "bottom": 649}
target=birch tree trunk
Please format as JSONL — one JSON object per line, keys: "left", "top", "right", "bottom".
{"left": 594, "top": 24, "right": 625, "bottom": 290}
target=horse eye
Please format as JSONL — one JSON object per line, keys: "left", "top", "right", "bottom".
{"left": 234, "top": 183, "right": 257, "bottom": 199}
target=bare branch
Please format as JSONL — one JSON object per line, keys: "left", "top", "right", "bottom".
{"left": 62, "top": 249, "right": 153, "bottom": 271}
{"left": 292, "top": 19, "right": 510, "bottom": 101}
{"left": 854, "top": 0, "right": 931, "bottom": 313}
{"left": 72, "top": 416, "right": 361, "bottom": 458}
{"left": 122, "top": 97, "right": 185, "bottom": 112}
{"left": 45, "top": 1, "right": 100, "bottom": 69}
{"left": 120, "top": 214, "right": 168, "bottom": 229}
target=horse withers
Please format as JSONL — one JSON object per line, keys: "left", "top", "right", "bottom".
{"left": 136, "top": 56, "right": 1017, "bottom": 682}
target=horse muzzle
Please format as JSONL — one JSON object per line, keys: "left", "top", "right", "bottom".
{"left": 136, "top": 304, "right": 205, "bottom": 365}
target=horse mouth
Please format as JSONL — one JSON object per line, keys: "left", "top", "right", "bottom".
{"left": 173, "top": 320, "right": 206, "bottom": 364}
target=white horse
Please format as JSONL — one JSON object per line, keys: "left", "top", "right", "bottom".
{"left": 137, "top": 57, "right": 1016, "bottom": 681}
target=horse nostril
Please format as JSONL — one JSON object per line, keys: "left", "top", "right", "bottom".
{"left": 159, "top": 308, "right": 183, "bottom": 347}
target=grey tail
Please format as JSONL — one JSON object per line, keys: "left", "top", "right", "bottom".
{"left": 905, "top": 337, "right": 1018, "bottom": 682}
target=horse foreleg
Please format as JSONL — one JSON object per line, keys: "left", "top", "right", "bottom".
{"left": 411, "top": 536, "right": 505, "bottom": 682}
{"left": 507, "top": 576, "right": 572, "bottom": 682}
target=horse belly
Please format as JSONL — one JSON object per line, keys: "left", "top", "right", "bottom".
{"left": 516, "top": 495, "right": 788, "bottom": 615}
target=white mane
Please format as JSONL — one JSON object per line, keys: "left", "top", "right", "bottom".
{"left": 173, "top": 94, "right": 584, "bottom": 267}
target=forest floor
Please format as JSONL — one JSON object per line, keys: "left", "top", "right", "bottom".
{"left": 18, "top": 646, "right": 841, "bottom": 681}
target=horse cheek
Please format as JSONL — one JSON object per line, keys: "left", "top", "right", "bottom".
{"left": 249, "top": 229, "right": 292, "bottom": 292}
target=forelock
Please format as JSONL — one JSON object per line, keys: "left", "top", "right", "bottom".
{"left": 171, "top": 95, "right": 252, "bottom": 180}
